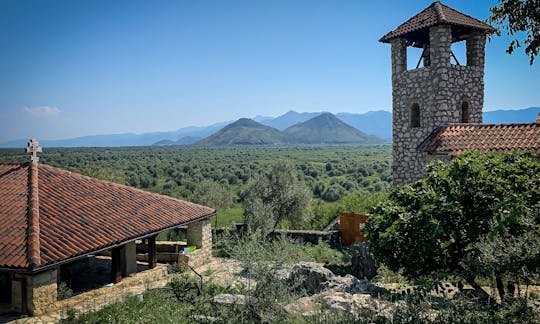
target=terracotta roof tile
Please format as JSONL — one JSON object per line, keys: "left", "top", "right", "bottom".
{"left": 0, "top": 163, "right": 215, "bottom": 270}
{"left": 421, "top": 121, "right": 540, "bottom": 156}
{"left": 380, "top": 1, "right": 495, "bottom": 43}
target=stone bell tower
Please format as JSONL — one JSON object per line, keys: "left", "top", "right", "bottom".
{"left": 379, "top": 1, "right": 494, "bottom": 184}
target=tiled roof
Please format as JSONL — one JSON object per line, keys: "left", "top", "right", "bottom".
{"left": 380, "top": 1, "right": 495, "bottom": 43}
{"left": 0, "top": 163, "right": 215, "bottom": 270}
{"left": 421, "top": 121, "right": 540, "bottom": 156}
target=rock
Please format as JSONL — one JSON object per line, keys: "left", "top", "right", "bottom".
{"left": 274, "top": 266, "right": 293, "bottom": 281}
{"left": 350, "top": 243, "right": 378, "bottom": 280}
{"left": 284, "top": 295, "right": 320, "bottom": 316}
{"left": 213, "top": 293, "right": 253, "bottom": 305}
{"left": 284, "top": 262, "right": 387, "bottom": 296}
{"left": 347, "top": 278, "right": 388, "bottom": 296}
{"left": 287, "top": 262, "right": 338, "bottom": 294}
{"left": 285, "top": 291, "right": 401, "bottom": 319}
{"left": 321, "top": 292, "right": 373, "bottom": 312}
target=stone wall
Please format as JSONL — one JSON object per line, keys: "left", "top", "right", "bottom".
{"left": 185, "top": 218, "right": 212, "bottom": 268}
{"left": 11, "top": 269, "right": 58, "bottom": 316}
{"left": 56, "top": 264, "right": 168, "bottom": 317}
{"left": 391, "top": 25, "right": 485, "bottom": 184}
{"left": 214, "top": 226, "right": 341, "bottom": 246}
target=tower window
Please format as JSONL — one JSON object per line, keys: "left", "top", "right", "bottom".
{"left": 461, "top": 101, "right": 469, "bottom": 123}
{"left": 410, "top": 103, "right": 420, "bottom": 127}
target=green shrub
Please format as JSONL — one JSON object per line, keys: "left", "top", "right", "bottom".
{"left": 57, "top": 281, "right": 73, "bottom": 300}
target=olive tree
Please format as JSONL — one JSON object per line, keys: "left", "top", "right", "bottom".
{"left": 366, "top": 151, "right": 540, "bottom": 302}
{"left": 243, "top": 161, "right": 312, "bottom": 233}
{"left": 188, "top": 180, "right": 234, "bottom": 211}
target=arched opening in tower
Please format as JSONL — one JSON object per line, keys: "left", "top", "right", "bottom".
{"left": 410, "top": 103, "right": 421, "bottom": 127}
{"left": 461, "top": 101, "right": 470, "bottom": 123}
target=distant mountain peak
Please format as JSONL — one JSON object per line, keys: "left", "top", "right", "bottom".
{"left": 229, "top": 118, "right": 259, "bottom": 126}
{"left": 283, "top": 113, "right": 385, "bottom": 144}
{"left": 195, "top": 118, "right": 283, "bottom": 145}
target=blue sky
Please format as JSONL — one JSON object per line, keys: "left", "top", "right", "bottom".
{"left": 0, "top": 0, "right": 538, "bottom": 141}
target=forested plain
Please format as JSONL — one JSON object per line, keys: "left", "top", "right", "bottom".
{"left": 0, "top": 145, "right": 391, "bottom": 229}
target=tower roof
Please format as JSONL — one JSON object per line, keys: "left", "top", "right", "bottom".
{"left": 380, "top": 1, "right": 495, "bottom": 45}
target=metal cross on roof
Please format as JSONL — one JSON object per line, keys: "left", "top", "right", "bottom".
{"left": 26, "top": 139, "right": 42, "bottom": 164}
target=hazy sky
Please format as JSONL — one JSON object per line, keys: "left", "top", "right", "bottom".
{"left": 1, "top": 0, "right": 538, "bottom": 141}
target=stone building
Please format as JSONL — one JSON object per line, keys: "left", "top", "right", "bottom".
{"left": 0, "top": 140, "right": 215, "bottom": 316}
{"left": 380, "top": 2, "right": 496, "bottom": 184}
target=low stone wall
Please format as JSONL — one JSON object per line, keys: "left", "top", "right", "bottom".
{"left": 267, "top": 229, "right": 341, "bottom": 245}
{"left": 20, "top": 264, "right": 169, "bottom": 319}
{"left": 215, "top": 226, "right": 340, "bottom": 246}
{"left": 179, "top": 248, "right": 212, "bottom": 269}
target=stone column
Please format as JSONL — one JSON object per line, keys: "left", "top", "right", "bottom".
{"left": 148, "top": 235, "right": 157, "bottom": 269}
{"left": 12, "top": 269, "right": 58, "bottom": 316}
{"left": 111, "top": 242, "right": 138, "bottom": 282}
{"left": 429, "top": 25, "right": 452, "bottom": 67}
{"left": 466, "top": 32, "right": 486, "bottom": 67}
{"left": 122, "top": 241, "right": 137, "bottom": 276}
{"left": 422, "top": 44, "right": 431, "bottom": 67}
{"left": 187, "top": 218, "right": 212, "bottom": 253}
{"left": 390, "top": 38, "right": 407, "bottom": 74}
{"left": 11, "top": 277, "right": 26, "bottom": 313}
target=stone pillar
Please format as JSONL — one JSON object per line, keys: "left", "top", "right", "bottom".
{"left": 11, "top": 278, "right": 26, "bottom": 313}
{"left": 12, "top": 269, "right": 58, "bottom": 316}
{"left": 111, "top": 242, "right": 138, "bottom": 282}
{"left": 111, "top": 247, "right": 122, "bottom": 283}
{"left": 122, "top": 241, "right": 137, "bottom": 276}
{"left": 390, "top": 38, "right": 407, "bottom": 74}
{"left": 187, "top": 218, "right": 212, "bottom": 252}
{"left": 422, "top": 44, "right": 431, "bottom": 67}
{"left": 184, "top": 218, "right": 213, "bottom": 268}
{"left": 148, "top": 235, "right": 157, "bottom": 269}
{"left": 466, "top": 32, "right": 486, "bottom": 67}
{"left": 429, "top": 25, "right": 452, "bottom": 67}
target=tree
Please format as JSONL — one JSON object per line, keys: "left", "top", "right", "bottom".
{"left": 366, "top": 151, "right": 540, "bottom": 301}
{"left": 488, "top": 0, "right": 540, "bottom": 64}
{"left": 188, "top": 180, "right": 234, "bottom": 211}
{"left": 243, "top": 161, "right": 312, "bottom": 232}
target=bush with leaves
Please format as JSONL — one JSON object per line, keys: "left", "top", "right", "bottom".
{"left": 366, "top": 151, "right": 540, "bottom": 302}
{"left": 242, "top": 161, "right": 312, "bottom": 232}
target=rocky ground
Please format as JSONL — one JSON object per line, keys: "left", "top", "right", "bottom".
{"left": 200, "top": 258, "right": 403, "bottom": 319}
{"left": 200, "top": 257, "right": 540, "bottom": 320}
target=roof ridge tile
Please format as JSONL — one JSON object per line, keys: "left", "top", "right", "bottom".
{"left": 433, "top": 1, "right": 447, "bottom": 23}
{"left": 27, "top": 162, "right": 41, "bottom": 268}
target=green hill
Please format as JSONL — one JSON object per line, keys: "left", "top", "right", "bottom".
{"left": 195, "top": 118, "right": 284, "bottom": 145}
{"left": 283, "top": 113, "right": 385, "bottom": 144}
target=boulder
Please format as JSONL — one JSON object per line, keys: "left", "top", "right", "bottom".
{"left": 285, "top": 262, "right": 387, "bottom": 296}
{"left": 350, "top": 243, "right": 378, "bottom": 280}
{"left": 287, "top": 262, "right": 337, "bottom": 294}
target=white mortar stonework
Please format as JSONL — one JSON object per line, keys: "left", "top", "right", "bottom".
{"left": 391, "top": 25, "right": 486, "bottom": 184}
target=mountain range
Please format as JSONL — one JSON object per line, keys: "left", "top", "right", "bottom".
{"left": 195, "top": 113, "right": 385, "bottom": 145}
{"left": 0, "top": 107, "right": 538, "bottom": 148}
